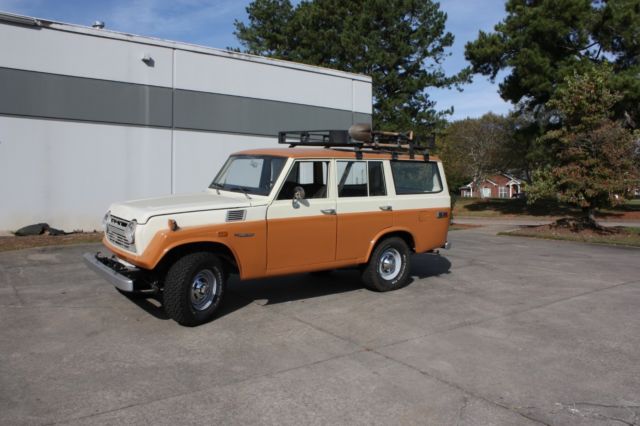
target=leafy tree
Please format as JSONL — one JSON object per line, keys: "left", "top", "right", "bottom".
{"left": 527, "top": 65, "right": 639, "bottom": 224}
{"left": 234, "top": 0, "right": 470, "bottom": 136}
{"left": 437, "top": 113, "right": 514, "bottom": 193}
{"left": 465, "top": 0, "right": 640, "bottom": 123}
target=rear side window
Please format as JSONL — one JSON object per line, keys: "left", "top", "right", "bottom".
{"left": 390, "top": 161, "right": 442, "bottom": 194}
{"left": 337, "top": 161, "right": 367, "bottom": 197}
{"left": 337, "top": 161, "right": 388, "bottom": 197}
{"left": 368, "top": 161, "right": 387, "bottom": 196}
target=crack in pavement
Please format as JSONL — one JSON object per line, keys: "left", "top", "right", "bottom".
{"left": 555, "top": 402, "right": 639, "bottom": 426}
{"left": 374, "top": 278, "right": 640, "bottom": 351}
{"left": 370, "top": 348, "right": 551, "bottom": 426}
{"left": 47, "top": 347, "right": 366, "bottom": 426}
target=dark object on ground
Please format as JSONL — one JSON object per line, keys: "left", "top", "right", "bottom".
{"left": 47, "top": 228, "right": 68, "bottom": 236}
{"left": 15, "top": 223, "right": 50, "bottom": 237}
{"left": 552, "top": 217, "right": 611, "bottom": 233}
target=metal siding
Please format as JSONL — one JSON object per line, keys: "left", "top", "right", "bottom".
{"left": 0, "top": 67, "right": 372, "bottom": 134}
{"left": 0, "top": 23, "right": 174, "bottom": 87}
{"left": 0, "top": 116, "right": 172, "bottom": 231}
{"left": 174, "top": 49, "right": 358, "bottom": 112}
{"left": 172, "top": 131, "right": 279, "bottom": 194}
{"left": 173, "top": 90, "right": 358, "bottom": 135}
{"left": 0, "top": 20, "right": 372, "bottom": 231}
{"left": 0, "top": 67, "right": 173, "bottom": 127}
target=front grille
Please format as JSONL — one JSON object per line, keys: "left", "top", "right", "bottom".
{"left": 226, "top": 209, "right": 246, "bottom": 222}
{"left": 106, "top": 215, "right": 136, "bottom": 252}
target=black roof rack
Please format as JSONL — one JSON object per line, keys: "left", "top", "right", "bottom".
{"left": 278, "top": 123, "right": 431, "bottom": 160}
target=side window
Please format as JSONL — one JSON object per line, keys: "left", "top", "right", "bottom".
{"left": 277, "top": 161, "right": 329, "bottom": 200}
{"left": 337, "top": 161, "right": 367, "bottom": 197}
{"left": 390, "top": 161, "right": 442, "bottom": 194}
{"left": 368, "top": 161, "right": 387, "bottom": 196}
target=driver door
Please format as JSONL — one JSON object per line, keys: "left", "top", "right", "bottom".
{"left": 266, "top": 160, "right": 336, "bottom": 272}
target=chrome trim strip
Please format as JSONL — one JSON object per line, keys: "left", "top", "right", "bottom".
{"left": 83, "top": 252, "right": 134, "bottom": 292}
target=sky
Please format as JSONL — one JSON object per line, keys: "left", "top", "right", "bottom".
{"left": 0, "top": 0, "right": 512, "bottom": 121}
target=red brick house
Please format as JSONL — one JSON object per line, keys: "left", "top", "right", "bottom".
{"left": 460, "top": 174, "right": 523, "bottom": 198}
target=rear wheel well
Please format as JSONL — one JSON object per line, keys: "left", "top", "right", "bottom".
{"left": 156, "top": 242, "right": 239, "bottom": 278}
{"left": 371, "top": 231, "right": 415, "bottom": 258}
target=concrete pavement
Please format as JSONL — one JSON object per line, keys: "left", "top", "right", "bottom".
{"left": 0, "top": 228, "right": 639, "bottom": 425}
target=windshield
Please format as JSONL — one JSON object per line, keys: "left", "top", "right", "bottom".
{"left": 210, "top": 155, "right": 287, "bottom": 196}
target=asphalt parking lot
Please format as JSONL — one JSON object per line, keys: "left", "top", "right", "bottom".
{"left": 1, "top": 226, "right": 639, "bottom": 425}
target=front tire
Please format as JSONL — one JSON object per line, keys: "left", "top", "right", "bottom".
{"left": 163, "top": 252, "right": 225, "bottom": 326}
{"left": 361, "top": 237, "right": 411, "bottom": 292}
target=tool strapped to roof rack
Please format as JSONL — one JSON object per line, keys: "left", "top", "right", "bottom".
{"left": 278, "top": 123, "right": 430, "bottom": 160}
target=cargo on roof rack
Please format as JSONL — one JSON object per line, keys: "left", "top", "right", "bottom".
{"left": 278, "top": 123, "right": 430, "bottom": 160}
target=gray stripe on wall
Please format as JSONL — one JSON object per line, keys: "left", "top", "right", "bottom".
{"left": 0, "top": 67, "right": 372, "bottom": 135}
{"left": 173, "top": 90, "right": 370, "bottom": 136}
{"left": 0, "top": 67, "right": 173, "bottom": 127}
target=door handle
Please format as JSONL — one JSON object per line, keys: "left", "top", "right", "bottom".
{"left": 379, "top": 205, "right": 392, "bottom": 211}
{"left": 321, "top": 209, "right": 336, "bottom": 215}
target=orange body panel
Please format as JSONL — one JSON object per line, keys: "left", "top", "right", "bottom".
{"left": 105, "top": 207, "right": 450, "bottom": 280}
{"left": 105, "top": 221, "right": 268, "bottom": 279}
{"left": 336, "top": 211, "right": 393, "bottom": 260}
{"left": 266, "top": 215, "right": 336, "bottom": 270}
{"left": 392, "top": 208, "right": 450, "bottom": 253}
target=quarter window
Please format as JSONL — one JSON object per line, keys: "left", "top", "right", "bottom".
{"left": 390, "top": 161, "right": 442, "bottom": 194}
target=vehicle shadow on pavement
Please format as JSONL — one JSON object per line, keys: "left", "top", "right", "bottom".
{"left": 217, "top": 253, "right": 452, "bottom": 318}
{"left": 119, "top": 254, "right": 451, "bottom": 322}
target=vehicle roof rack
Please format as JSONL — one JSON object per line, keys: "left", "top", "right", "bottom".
{"left": 278, "top": 123, "right": 430, "bottom": 160}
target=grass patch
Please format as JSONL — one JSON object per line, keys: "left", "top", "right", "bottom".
{"left": 0, "top": 232, "right": 103, "bottom": 252}
{"left": 449, "top": 223, "right": 482, "bottom": 231}
{"left": 454, "top": 197, "right": 640, "bottom": 220}
{"left": 500, "top": 224, "right": 640, "bottom": 248}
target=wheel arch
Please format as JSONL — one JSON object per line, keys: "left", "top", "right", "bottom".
{"left": 365, "top": 228, "right": 416, "bottom": 262}
{"left": 156, "top": 241, "right": 240, "bottom": 277}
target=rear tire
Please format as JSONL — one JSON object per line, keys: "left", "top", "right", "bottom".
{"left": 163, "top": 252, "right": 225, "bottom": 326}
{"left": 361, "top": 237, "right": 411, "bottom": 292}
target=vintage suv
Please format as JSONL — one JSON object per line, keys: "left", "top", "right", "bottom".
{"left": 84, "top": 125, "right": 451, "bottom": 326}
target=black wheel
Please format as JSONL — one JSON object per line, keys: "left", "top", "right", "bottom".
{"left": 163, "top": 252, "right": 225, "bottom": 326}
{"left": 361, "top": 237, "right": 411, "bottom": 292}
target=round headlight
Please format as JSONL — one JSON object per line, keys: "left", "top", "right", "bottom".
{"left": 102, "top": 211, "right": 111, "bottom": 231}
{"left": 124, "top": 219, "right": 137, "bottom": 244}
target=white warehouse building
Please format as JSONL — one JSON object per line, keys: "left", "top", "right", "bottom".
{"left": 0, "top": 12, "right": 372, "bottom": 232}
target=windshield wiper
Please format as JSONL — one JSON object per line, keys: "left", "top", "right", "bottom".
{"left": 210, "top": 182, "right": 223, "bottom": 195}
{"left": 236, "top": 187, "right": 252, "bottom": 200}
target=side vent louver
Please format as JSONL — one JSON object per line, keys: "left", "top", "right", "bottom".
{"left": 226, "top": 210, "right": 246, "bottom": 222}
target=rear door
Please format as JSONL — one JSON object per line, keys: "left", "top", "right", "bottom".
{"left": 266, "top": 160, "right": 337, "bottom": 271}
{"left": 335, "top": 160, "right": 393, "bottom": 261}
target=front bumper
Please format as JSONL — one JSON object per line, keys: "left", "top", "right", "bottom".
{"left": 83, "top": 252, "right": 135, "bottom": 292}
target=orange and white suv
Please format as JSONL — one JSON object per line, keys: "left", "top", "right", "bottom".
{"left": 84, "top": 125, "right": 451, "bottom": 326}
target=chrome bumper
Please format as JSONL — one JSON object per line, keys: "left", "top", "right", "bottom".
{"left": 442, "top": 241, "right": 451, "bottom": 250}
{"left": 83, "top": 252, "right": 134, "bottom": 292}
